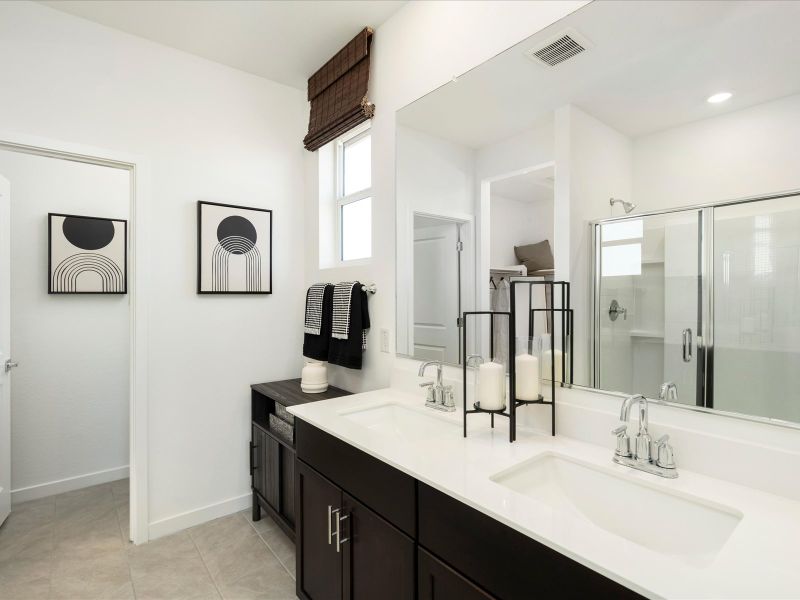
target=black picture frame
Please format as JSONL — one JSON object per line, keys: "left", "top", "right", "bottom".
{"left": 48, "top": 212, "right": 128, "bottom": 295}
{"left": 197, "top": 201, "right": 273, "bottom": 295}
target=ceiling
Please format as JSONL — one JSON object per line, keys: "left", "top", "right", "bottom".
{"left": 397, "top": 1, "right": 800, "bottom": 148}
{"left": 39, "top": 0, "right": 406, "bottom": 89}
{"left": 491, "top": 166, "right": 555, "bottom": 205}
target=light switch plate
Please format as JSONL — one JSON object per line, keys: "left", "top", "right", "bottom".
{"left": 380, "top": 328, "right": 390, "bottom": 353}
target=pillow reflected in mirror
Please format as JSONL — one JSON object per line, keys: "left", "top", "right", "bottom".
{"left": 514, "top": 240, "right": 553, "bottom": 276}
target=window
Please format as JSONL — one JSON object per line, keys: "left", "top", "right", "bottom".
{"left": 600, "top": 219, "right": 643, "bottom": 277}
{"left": 336, "top": 127, "right": 372, "bottom": 261}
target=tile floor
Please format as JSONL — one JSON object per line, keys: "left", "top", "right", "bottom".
{"left": 0, "top": 479, "right": 297, "bottom": 599}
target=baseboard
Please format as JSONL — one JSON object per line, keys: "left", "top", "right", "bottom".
{"left": 11, "top": 465, "right": 129, "bottom": 504}
{"left": 148, "top": 492, "right": 251, "bottom": 541}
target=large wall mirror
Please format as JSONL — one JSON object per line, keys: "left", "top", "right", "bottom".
{"left": 395, "top": 0, "right": 800, "bottom": 426}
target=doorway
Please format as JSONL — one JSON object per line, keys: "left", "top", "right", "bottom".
{"left": 0, "top": 137, "right": 148, "bottom": 543}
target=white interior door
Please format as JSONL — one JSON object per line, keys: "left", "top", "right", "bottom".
{"left": 0, "top": 174, "right": 11, "bottom": 524}
{"left": 413, "top": 223, "right": 460, "bottom": 363}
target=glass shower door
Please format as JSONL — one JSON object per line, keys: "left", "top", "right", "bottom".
{"left": 595, "top": 211, "right": 702, "bottom": 403}
{"left": 712, "top": 195, "right": 800, "bottom": 422}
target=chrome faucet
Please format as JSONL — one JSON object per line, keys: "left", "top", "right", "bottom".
{"left": 612, "top": 394, "right": 677, "bottom": 478}
{"left": 659, "top": 381, "right": 678, "bottom": 403}
{"left": 418, "top": 361, "right": 455, "bottom": 412}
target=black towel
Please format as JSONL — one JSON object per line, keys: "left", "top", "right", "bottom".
{"left": 328, "top": 285, "right": 370, "bottom": 370}
{"left": 303, "top": 284, "right": 333, "bottom": 361}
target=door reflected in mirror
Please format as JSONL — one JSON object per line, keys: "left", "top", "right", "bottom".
{"left": 411, "top": 216, "right": 464, "bottom": 364}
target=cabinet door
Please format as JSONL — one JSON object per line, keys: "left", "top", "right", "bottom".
{"left": 418, "top": 548, "right": 493, "bottom": 600}
{"left": 251, "top": 426, "right": 267, "bottom": 498}
{"left": 264, "top": 435, "right": 281, "bottom": 511}
{"left": 342, "top": 493, "right": 414, "bottom": 600}
{"left": 297, "top": 461, "right": 342, "bottom": 600}
{"left": 280, "top": 444, "right": 295, "bottom": 526}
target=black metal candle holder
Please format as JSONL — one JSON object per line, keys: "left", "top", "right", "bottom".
{"left": 461, "top": 279, "right": 574, "bottom": 443}
{"left": 461, "top": 311, "right": 512, "bottom": 440}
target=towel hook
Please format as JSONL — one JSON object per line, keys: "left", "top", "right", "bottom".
{"left": 361, "top": 283, "right": 377, "bottom": 294}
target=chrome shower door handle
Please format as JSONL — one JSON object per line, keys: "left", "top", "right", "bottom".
{"left": 682, "top": 329, "right": 692, "bottom": 362}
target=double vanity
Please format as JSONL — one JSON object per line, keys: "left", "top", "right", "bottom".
{"left": 288, "top": 385, "right": 800, "bottom": 599}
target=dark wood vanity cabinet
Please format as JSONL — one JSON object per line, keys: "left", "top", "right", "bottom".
{"left": 342, "top": 493, "right": 415, "bottom": 600}
{"left": 296, "top": 420, "right": 644, "bottom": 600}
{"left": 250, "top": 380, "right": 350, "bottom": 540}
{"left": 296, "top": 420, "right": 415, "bottom": 600}
{"left": 296, "top": 461, "right": 342, "bottom": 600}
{"left": 418, "top": 548, "right": 492, "bottom": 600}
{"left": 296, "top": 464, "right": 415, "bottom": 600}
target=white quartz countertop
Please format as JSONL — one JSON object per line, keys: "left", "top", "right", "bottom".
{"left": 288, "top": 388, "right": 800, "bottom": 599}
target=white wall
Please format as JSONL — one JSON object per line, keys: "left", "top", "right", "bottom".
{"left": 397, "top": 126, "right": 475, "bottom": 216}
{"left": 633, "top": 93, "right": 800, "bottom": 209}
{"left": 395, "top": 126, "right": 475, "bottom": 358}
{"left": 304, "top": 0, "right": 589, "bottom": 391}
{"left": 0, "top": 1, "right": 306, "bottom": 534}
{"left": 488, "top": 194, "right": 552, "bottom": 268}
{"left": 475, "top": 120, "right": 555, "bottom": 182}
{"left": 0, "top": 151, "right": 130, "bottom": 498}
{"left": 555, "top": 105, "right": 633, "bottom": 385}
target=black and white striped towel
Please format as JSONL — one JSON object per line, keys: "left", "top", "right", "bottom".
{"left": 331, "top": 281, "right": 358, "bottom": 340}
{"left": 304, "top": 283, "right": 330, "bottom": 335}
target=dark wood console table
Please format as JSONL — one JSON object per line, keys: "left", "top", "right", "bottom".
{"left": 250, "top": 379, "right": 351, "bottom": 541}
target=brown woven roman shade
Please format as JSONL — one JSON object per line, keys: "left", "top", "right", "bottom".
{"left": 303, "top": 27, "right": 375, "bottom": 152}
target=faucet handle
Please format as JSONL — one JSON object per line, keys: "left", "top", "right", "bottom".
{"left": 655, "top": 435, "right": 676, "bottom": 469}
{"left": 612, "top": 425, "right": 631, "bottom": 458}
{"left": 442, "top": 385, "right": 455, "bottom": 409}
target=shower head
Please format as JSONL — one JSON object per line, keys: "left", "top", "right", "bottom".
{"left": 610, "top": 197, "right": 636, "bottom": 214}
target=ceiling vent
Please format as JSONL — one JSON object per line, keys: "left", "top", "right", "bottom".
{"left": 525, "top": 29, "right": 592, "bottom": 67}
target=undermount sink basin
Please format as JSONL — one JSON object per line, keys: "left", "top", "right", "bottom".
{"left": 340, "top": 402, "right": 456, "bottom": 442}
{"left": 491, "top": 452, "right": 742, "bottom": 566}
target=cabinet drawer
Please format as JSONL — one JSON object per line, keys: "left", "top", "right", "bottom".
{"left": 418, "top": 483, "right": 642, "bottom": 600}
{"left": 418, "top": 548, "right": 493, "bottom": 600}
{"left": 296, "top": 419, "right": 416, "bottom": 537}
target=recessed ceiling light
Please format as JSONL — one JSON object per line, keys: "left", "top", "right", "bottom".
{"left": 707, "top": 92, "right": 732, "bottom": 104}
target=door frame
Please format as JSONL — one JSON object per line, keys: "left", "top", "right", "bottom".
{"left": 409, "top": 211, "right": 472, "bottom": 364}
{"left": 0, "top": 132, "right": 151, "bottom": 544}
{"left": 397, "top": 207, "right": 473, "bottom": 362}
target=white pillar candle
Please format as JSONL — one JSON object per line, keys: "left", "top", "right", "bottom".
{"left": 515, "top": 353, "right": 540, "bottom": 401}
{"left": 542, "top": 349, "right": 565, "bottom": 383}
{"left": 476, "top": 361, "right": 505, "bottom": 410}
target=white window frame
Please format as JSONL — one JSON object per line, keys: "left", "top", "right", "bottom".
{"left": 335, "top": 123, "right": 372, "bottom": 263}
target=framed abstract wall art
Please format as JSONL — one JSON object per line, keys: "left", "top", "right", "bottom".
{"left": 48, "top": 213, "right": 127, "bottom": 294}
{"left": 197, "top": 201, "right": 272, "bottom": 294}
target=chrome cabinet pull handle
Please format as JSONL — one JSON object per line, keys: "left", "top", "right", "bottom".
{"left": 327, "top": 506, "right": 337, "bottom": 545}
{"left": 682, "top": 328, "right": 692, "bottom": 362}
{"left": 335, "top": 513, "right": 349, "bottom": 553}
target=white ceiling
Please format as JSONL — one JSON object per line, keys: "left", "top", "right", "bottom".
{"left": 39, "top": 0, "right": 406, "bottom": 89}
{"left": 491, "top": 166, "right": 555, "bottom": 205}
{"left": 398, "top": 1, "right": 800, "bottom": 148}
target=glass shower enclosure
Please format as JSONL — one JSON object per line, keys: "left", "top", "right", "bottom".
{"left": 592, "top": 192, "right": 800, "bottom": 424}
